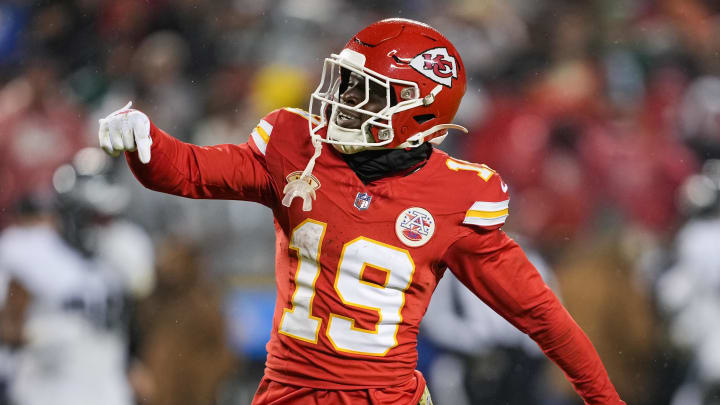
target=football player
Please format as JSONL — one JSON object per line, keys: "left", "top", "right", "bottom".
{"left": 0, "top": 157, "right": 152, "bottom": 405}
{"left": 98, "top": 18, "right": 625, "bottom": 405}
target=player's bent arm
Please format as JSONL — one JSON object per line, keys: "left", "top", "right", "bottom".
{"left": 98, "top": 103, "right": 276, "bottom": 205}
{"left": 442, "top": 229, "right": 626, "bottom": 405}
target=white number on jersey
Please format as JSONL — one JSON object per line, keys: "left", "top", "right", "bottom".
{"left": 278, "top": 220, "right": 415, "bottom": 356}
{"left": 278, "top": 219, "right": 325, "bottom": 343}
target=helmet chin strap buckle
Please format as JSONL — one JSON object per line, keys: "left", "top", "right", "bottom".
{"left": 422, "top": 85, "right": 443, "bottom": 106}
{"left": 422, "top": 94, "right": 434, "bottom": 106}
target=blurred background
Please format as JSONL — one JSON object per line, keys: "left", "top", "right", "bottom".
{"left": 1, "top": 0, "right": 720, "bottom": 404}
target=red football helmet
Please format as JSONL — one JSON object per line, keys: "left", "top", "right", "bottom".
{"left": 309, "top": 18, "right": 468, "bottom": 153}
{"left": 284, "top": 19, "right": 468, "bottom": 210}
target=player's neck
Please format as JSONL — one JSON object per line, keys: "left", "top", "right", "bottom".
{"left": 340, "top": 143, "right": 433, "bottom": 184}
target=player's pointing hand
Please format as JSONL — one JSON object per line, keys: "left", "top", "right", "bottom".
{"left": 98, "top": 101, "right": 152, "bottom": 163}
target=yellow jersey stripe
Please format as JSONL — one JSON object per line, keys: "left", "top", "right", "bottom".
{"left": 463, "top": 199, "right": 509, "bottom": 227}
{"left": 255, "top": 125, "right": 270, "bottom": 143}
{"left": 463, "top": 215, "right": 508, "bottom": 227}
{"left": 258, "top": 118, "right": 273, "bottom": 135}
{"left": 251, "top": 129, "right": 267, "bottom": 155}
{"left": 468, "top": 200, "right": 509, "bottom": 212}
{"left": 466, "top": 208, "right": 509, "bottom": 219}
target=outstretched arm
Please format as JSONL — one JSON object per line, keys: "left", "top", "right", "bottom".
{"left": 442, "top": 229, "right": 625, "bottom": 405}
{"left": 97, "top": 103, "right": 276, "bottom": 206}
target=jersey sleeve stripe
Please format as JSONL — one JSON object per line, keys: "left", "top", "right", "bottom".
{"left": 463, "top": 215, "right": 508, "bottom": 227}
{"left": 468, "top": 200, "right": 509, "bottom": 212}
{"left": 463, "top": 199, "right": 509, "bottom": 227}
{"left": 258, "top": 118, "right": 274, "bottom": 135}
{"left": 255, "top": 125, "right": 270, "bottom": 143}
{"left": 466, "top": 208, "right": 509, "bottom": 219}
{"left": 251, "top": 128, "right": 268, "bottom": 155}
{"left": 250, "top": 118, "right": 273, "bottom": 155}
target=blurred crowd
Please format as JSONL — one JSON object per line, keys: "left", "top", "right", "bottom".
{"left": 1, "top": 0, "right": 720, "bottom": 404}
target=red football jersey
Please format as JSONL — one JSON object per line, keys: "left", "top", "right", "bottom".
{"left": 126, "top": 108, "right": 624, "bottom": 404}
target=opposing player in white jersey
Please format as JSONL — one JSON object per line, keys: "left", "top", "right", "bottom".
{"left": 0, "top": 154, "right": 154, "bottom": 405}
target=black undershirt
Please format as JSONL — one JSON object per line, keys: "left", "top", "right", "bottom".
{"left": 341, "top": 143, "right": 433, "bottom": 184}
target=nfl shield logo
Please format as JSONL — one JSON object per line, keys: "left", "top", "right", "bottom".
{"left": 354, "top": 192, "right": 372, "bottom": 210}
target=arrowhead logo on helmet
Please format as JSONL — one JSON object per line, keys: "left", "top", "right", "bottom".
{"left": 410, "top": 47, "right": 458, "bottom": 88}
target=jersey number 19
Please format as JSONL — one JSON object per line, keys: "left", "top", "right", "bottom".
{"left": 279, "top": 219, "right": 415, "bottom": 356}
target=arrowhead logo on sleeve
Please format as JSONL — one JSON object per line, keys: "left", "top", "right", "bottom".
{"left": 395, "top": 207, "right": 436, "bottom": 247}
{"left": 410, "top": 47, "right": 458, "bottom": 87}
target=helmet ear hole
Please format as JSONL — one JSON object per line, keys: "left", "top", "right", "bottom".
{"left": 413, "top": 114, "right": 435, "bottom": 124}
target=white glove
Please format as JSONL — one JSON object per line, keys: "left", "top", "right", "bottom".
{"left": 98, "top": 101, "right": 152, "bottom": 163}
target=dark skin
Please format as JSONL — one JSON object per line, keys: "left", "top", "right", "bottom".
{"left": 335, "top": 71, "right": 388, "bottom": 130}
